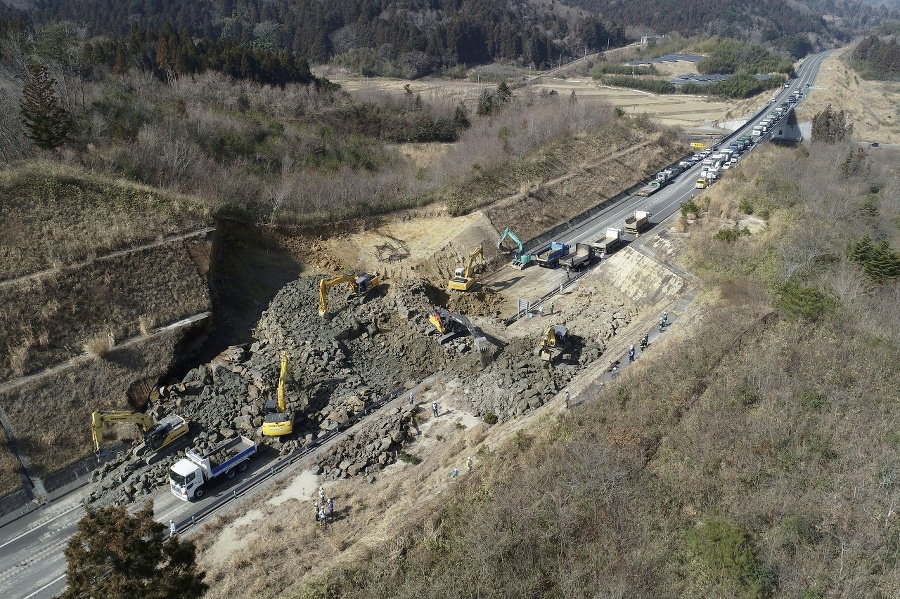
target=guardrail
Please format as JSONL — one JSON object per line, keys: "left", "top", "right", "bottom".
{"left": 171, "top": 387, "right": 403, "bottom": 535}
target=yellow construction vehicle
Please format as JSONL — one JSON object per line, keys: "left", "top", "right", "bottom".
{"left": 448, "top": 244, "right": 484, "bottom": 291}
{"left": 429, "top": 308, "right": 489, "bottom": 351}
{"left": 539, "top": 324, "right": 568, "bottom": 362}
{"left": 262, "top": 351, "right": 294, "bottom": 437}
{"left": 318, "top": 272, "right": 381, "bottom": 316}
{"left": 90, "top": 410, "right": 190, "bottom": 461}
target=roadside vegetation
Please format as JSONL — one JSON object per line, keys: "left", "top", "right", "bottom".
{"left": 284, "top": 138, "right": 900, "bottom": 598}
{"left": 850, "top": 34, "right": 900, "bottom": 80}
{"left": 0, "top": 237, "right": 210, "bottom": 380}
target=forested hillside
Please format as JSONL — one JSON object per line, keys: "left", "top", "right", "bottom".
{"left": 555, "top": 0, "right": 896, "bottom": 51}
{"left": 13, "top": 0, "right": 625, "bottom": 75}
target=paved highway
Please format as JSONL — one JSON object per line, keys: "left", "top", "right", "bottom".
{"left": 0, "top": 50, "right": 832, "bottom": 599}
{"left": 548, "top": 50, "right": 831, "bottom": 251}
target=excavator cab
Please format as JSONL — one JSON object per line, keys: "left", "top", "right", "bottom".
{"left": 429, "top": 308, "right": 489, "bottom": 351}
{"left": 448, "top": 245, "right": 484, "bottom": 291}
{"left": 539, "top": 325, "right": 568, "bottom": 362}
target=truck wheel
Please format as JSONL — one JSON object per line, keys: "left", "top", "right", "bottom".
{"left": 226, "top": 469, "right": 235, "bottom": 479}
{"left": 237, "top": 461, "right": 248, "bottom": 472}
{"left": 194, "top": 487, "right": 204, "bottom": 499}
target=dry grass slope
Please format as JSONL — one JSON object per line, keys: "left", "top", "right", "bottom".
{"left": 0, "top": 162, "right": 212, "bottom": 280}
{"left": 0, "top": 239, "right": 211, "bottom": 382}
{"left": 0, "top": 327, "right": 186, "bottom": 475}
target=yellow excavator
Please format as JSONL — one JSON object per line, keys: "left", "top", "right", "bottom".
{"left": 90, "top": 410, "right": 190, "bottom": 461}
{"left": 539, "top": 325, "right": 569, "bottom": 362}
{"left": 429, "top": 308, "right": 489, "bottom": 351}
{"left": 448, "top": 244, "right": 484, "bottom": 291}
{"left": 318, "top": 272, "right": 381, "bottom": 316}
{"left": 262, "top": 351, "right": 294, "bottom": 437}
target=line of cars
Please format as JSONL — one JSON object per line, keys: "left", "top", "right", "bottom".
{"left": 692, "top": 93, "right": 800, "bottom": 190}
{"left": 688, "top": 136, "right": 751, "bottom": 189}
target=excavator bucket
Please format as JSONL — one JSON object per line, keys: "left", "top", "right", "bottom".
{"left": 473, "top": 336, "right": 489, "bottom": 352}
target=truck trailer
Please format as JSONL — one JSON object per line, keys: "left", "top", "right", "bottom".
{"left": 591, "top": 228, "right": 625, "bottom": 256}
{"left": 535, "top": 241, "right": 570, "bottom": 269}
{"left": 170, "top": 436, "right": 257, "bottom": 501}
{"left": 559, "top": 243, "right": 594, "bottom": 270}
{"left": 624, "top": 210, "right": 651, "bottom": 235}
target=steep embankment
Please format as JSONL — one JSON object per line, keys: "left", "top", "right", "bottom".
{"left": 0, "top": 163, "right": 213, "bottom": 506}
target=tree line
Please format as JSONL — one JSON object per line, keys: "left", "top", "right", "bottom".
{"left": 86, "top": 25, "right": 320, "bottom": 88}
{"left": 20, "top": 0, "right": 623, "bottom": 74}
{"left": 851, "top": 35, "right": 900, "bottom": 79}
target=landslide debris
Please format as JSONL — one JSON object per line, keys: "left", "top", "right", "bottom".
{"left": 88, "top": 272, "right": 634, "bottom": 504}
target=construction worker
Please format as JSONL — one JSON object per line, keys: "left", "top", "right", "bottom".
{"left": 451, "top": 466, "right": 459, "bottom": 479}
{"left": 432, "top": 401, "right": 439, "bottom": 417}
{"left": 565, "top": 389, "right": 570, "bottom": 409}
{"left": 628, "top": 345, "right": 636, "bottom": 363}
{"left": 466, "top": 456, "right": 473, "bottom": 471}
{"left": 640, "top": 334, "right": 649, "bottom": 350}
{"left": 169, "top": 520, "right": 176, "bottom": 536}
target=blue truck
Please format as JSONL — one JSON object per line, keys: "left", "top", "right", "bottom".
{"left": 170, "top": 435, "right": 257, "bottom": 501}
{"left": 535, "top": 241, "right": 570, "bottom": 269}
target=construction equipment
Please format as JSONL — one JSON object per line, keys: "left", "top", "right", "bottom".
{"left": 170, "top": 436, "right": 257, "bottom": 501}
{"left": 449, "top": 244, "right": 484, "bottom": 291}
{"left": 559, "top": 243, "right": 594, "bottom": 270}
{"left": 428, "top": 308, "right": 488, "bottom": 351}
{"left": 539, "top": 325, "right": 569, "bottom": 362}
{"left": 536, "top": 241, "right": 569, "bottom": 268}
{"left": 90, "top": 410, "right": 190, "bottom": 461}
{"left": 318, "top": 272, "right": 381, "bottom": 316}
{"left": 498, "top": 227, "right": 532, "bottom": 269}
{"left": 262, "top": 351, "right": 294, "bottom": 437}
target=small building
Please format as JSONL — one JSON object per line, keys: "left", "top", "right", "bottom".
{"left": 770, "top": 108, "right": 802, "bottom": 144}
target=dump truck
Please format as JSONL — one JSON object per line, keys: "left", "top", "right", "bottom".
{"left": 535, "top": 241, "right": 569, "bottom": 269}
{"left": 624, "top": 210, "right": 651, "bottom": 234}
{"left": 559, "top": 243, "right": 594, "bottom": 270}
{"left": 170, "top": 436, "right": 257, "bottom": 501}
{"left": 591, "top": 228, "right": 625, "bottom": 256}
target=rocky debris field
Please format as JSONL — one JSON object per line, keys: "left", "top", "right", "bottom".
{"left": 88, "top": 270, "right": 636, "bottom": 504}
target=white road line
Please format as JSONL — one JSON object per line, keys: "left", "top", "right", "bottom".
{"left": 0, "top": 504, "right": 82, "bottom": 552}
{"left": 21, "top": 574, "right": 65, "bottom": 599}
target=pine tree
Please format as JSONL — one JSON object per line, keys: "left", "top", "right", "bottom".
{"left": 20, "top": 63, "right": 71, "bottom": 150}
{"left": 60, "top": 502, "right": 208, "bottom": 599}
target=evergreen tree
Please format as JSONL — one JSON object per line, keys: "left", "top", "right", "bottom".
{"left": 60, "top": 502, "right": 208, "bottom": 599}
{"left": 811, "top": 104, "right": 853, "bottom": 144}
{"left": 20, "top": 63, "right": 71, "bottom": 150}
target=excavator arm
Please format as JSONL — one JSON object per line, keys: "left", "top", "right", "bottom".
{"left": 319, "top": 273, "right": 381, "bottom": 316}
{"left": 462, "top": 244, "right": 484, "bottom": 279}
{"left": 319, "top": 274, "right": 355, "bottom": 316}
{"left": 263, "top": 350, "right": 295, "bottom": 437}
{"left": 498, "top": 227, "right": 523, "bottom": 255}
{"left": 90, "top": 410, "right": 155, "bottom": 453}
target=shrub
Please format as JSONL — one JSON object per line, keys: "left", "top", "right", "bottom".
{"left": 83, "top": 332, "right": 114, "bottom": 358}
{"left": 681, "top": 200, "right": 701, "bottom": 218}
{"left": 398, "top": 452, "right": 421, "bottom": 465}
{"left": 774, "top": 280, "right": 838, "bottom": 322}
{"left": 686, "top": 519, "right": 776, "bottom": 598}
{"left": 714, "top": 225, "right": 750, "bottom": 242}
{"left": 483, "top": 412, "right": 498, "bottom": 425}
